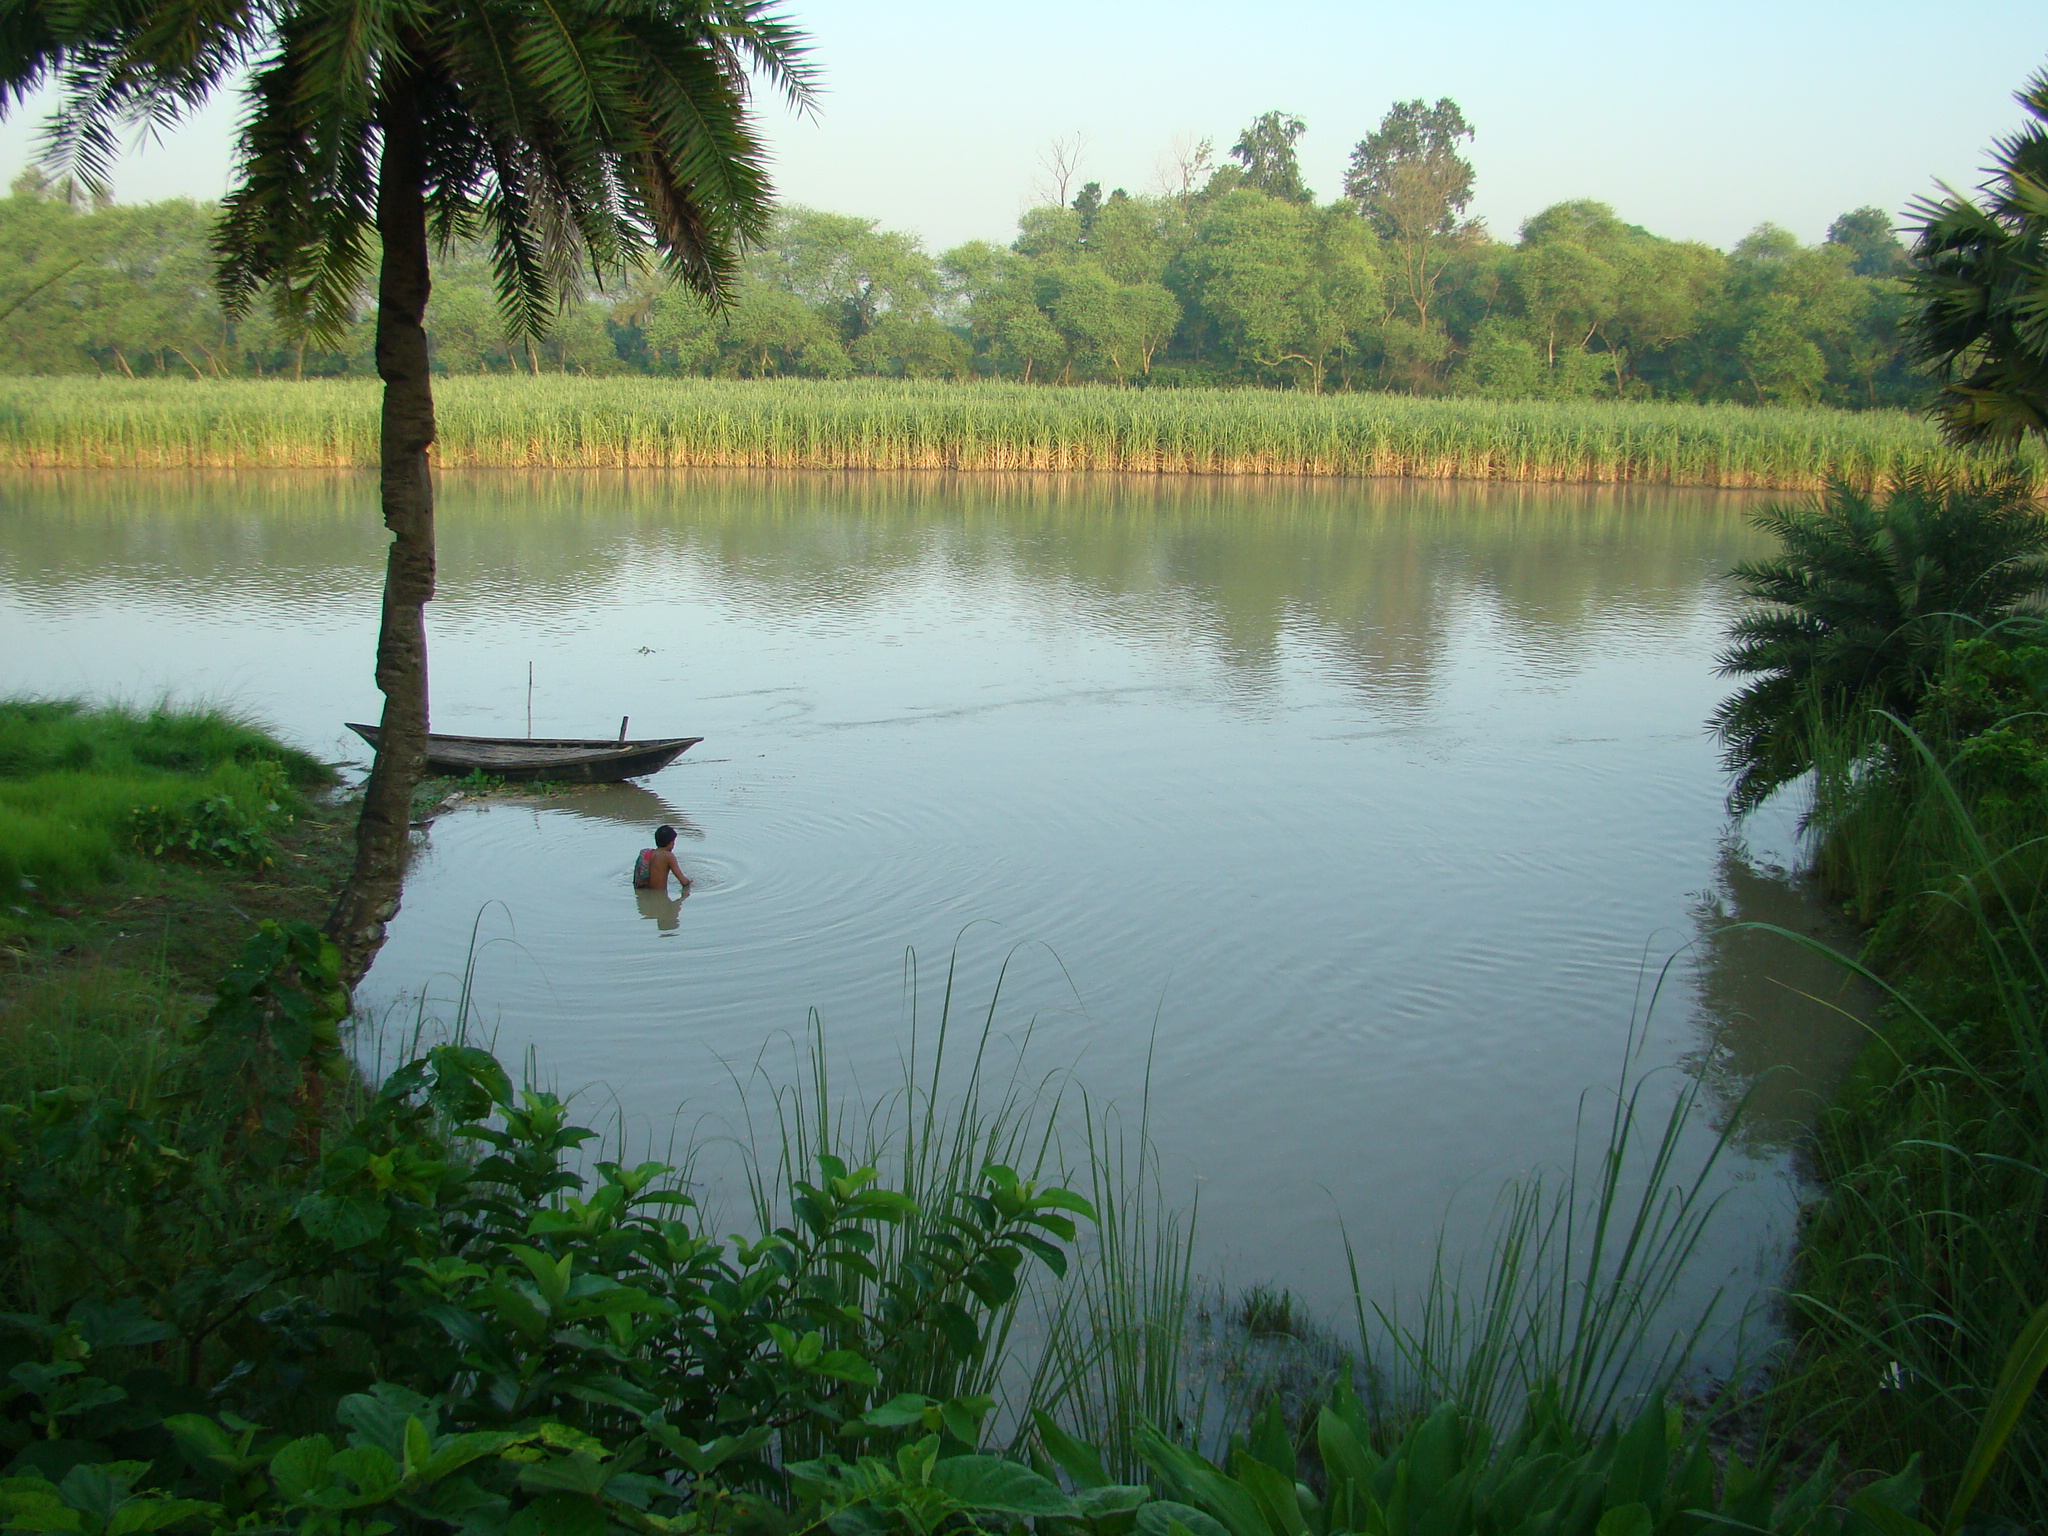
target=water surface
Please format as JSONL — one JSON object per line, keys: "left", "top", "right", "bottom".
{"left": 0, "top": 469, "right": 1870, "bottom": 1340}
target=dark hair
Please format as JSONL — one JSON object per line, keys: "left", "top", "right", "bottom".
{"left": 654, "top": 824, "right": 677, "bottom": 848}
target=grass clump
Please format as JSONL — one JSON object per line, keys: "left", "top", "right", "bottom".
{"left": 0, "top": 698, "right": 329, "bottom": 911}
{"left": 0, "top": 374, "right": 2019, "bottom": 489}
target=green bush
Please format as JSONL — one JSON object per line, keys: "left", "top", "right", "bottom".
{"left": 1121, "top": 1383, "right": 1932, "bottom": 1536}
{"left": 126, "top": 760, "right": 289, "bottom": 867}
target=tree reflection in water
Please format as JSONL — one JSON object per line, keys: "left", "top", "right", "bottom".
{"left": 1683, "top": 840, "right": 1873, "bottom": 1156}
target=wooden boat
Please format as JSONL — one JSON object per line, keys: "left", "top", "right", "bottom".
{"left": 346, "top": 724, "right": 702, "bottom": 784}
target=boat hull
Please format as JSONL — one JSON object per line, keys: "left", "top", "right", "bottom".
{"left": 345, "top": 724, "right": 702, "bottom": 783}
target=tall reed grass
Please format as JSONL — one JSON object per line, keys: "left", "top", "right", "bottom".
{"left": 0, "top": 377, "right": 2013, "bottom": 489}
{"left": 579, "top": 943, "right": 1200, "bottom": 1478}
{"left": 1354, "top": 1059, "right": 1746, "bottom": 1437}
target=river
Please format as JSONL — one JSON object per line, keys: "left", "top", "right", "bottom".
{"left": 0, "top": 468, "right": 1870, "bottom": 1365}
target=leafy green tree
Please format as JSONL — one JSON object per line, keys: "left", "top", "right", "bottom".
{"left": 1907, "top": 70, "right": 2048, "bottom": 448}
{"left": 849, "top": 315, "right": 971, "bottom": 379}
{"left": 1463, "top": 316, "right": 1544, "bottom": 398}
{"left": 1229, "top": 111, "right": 1311, "bottom": 204}
{"left": 1712, "top": 470, "right": 2048, "bottom": 810}
{"left": 1071, "top": 180, "right": 1105, "bottom": 238}
{"left": 644, "top": 284, "right": 724, "bottom": 374}
{"left": 1826, "top": 206, "right": 1908, "bottom": 277}
{"left": 1343, "top": 98, "right": 1476, "bottom": 336}
{"left": 1709, "top": 226, "right": 1861, "bottom": 404}
{"left": 1013, "top": 204, "right": 1086, "bottom": 262}
{"left": 1515, "top": 238, "right": 1616, "bottom": 376}
{"left": 761, "top": 207, "right": 940, "bottom": 343}
{"left": 1603, "top": 237, "right": 1723, "bottom": 394}
{"left": 1190, "top": 191, "right": 1380, "bottom": 391}
{"left": 961, "top": 267, "right": 1065, "bottom": 381}
{"left": 1039, "top": 263, "right": 1177, "bottom": 383}
{"left": 1087, "top": 193, "right": 1174, "bottom": 285}
{"left": 425, "top": 284, "right": 511, "bottom": 373}
{"left": 4, "top": 0, "right": 811, "bottom": 973}
{"left": 721, "top": 284, "right": 848, "bottom": 377}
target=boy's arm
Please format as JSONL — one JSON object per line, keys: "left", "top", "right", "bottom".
{"left": 667, "top": 850, "right": 691, "bottom": 885}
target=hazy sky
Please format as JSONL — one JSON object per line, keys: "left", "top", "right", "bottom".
{"left": 3, "top": 0, "right": 2044, "bottom": 254}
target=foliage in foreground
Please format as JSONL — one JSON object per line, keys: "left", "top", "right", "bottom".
{"left": 2, "top": 917, "right": 1102, "bottom": 1532}
{"left": 1764, "top": 627, "right": 2048, "bottom": 1520}
{"left": 1122, "top": 1384, "right": 1930, "bottom": 1536}
{"left": 0, "top": 918, "right": 1955, "bottom": 1535}
{"left": 1907, "top": 69, "right": 2048, "bottom": 450}
{"left": 1697, "top": 452, "right": 2048, "bottom": 1517}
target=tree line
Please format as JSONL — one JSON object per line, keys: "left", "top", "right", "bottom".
{"left": 0, "top": 101, "right": 1921, "bottom": 408}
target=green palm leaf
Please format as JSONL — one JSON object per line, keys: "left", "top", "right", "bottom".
{"left": 1712, "top": 468, "right": 2048, "bottom": 812}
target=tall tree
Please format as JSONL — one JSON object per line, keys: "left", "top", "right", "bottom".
{"left": 1825, "top": 206, "right": 1908, "bottom": 277}
{"left": 6, "top": 0, "right": 811, "bottom": 980}
{"left": 1071, "top": 180, "right": 1105, "bottom": 238}
{"left": 1229, "top": 111, "right": 1310, "bottom": 204}
{"left": 1191, "top": 191, "right": 1379, "bottom": 392}
{"left": 1907, "top": 70, "right": 2048, "bottom": 448}
{"left": 1343, "top": 98, "right": 1476, "bottom": 330}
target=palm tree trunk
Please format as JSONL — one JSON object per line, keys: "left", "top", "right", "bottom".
{"left": 327, "top": 67, "right": 436, "bottom": 987}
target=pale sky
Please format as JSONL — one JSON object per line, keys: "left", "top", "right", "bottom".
{"left": 3, "top": 0, "right": 2044, "bottom": 255}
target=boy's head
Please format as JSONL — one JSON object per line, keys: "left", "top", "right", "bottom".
{"left": 654, "top": 824, "right": 677, "bottom": 849}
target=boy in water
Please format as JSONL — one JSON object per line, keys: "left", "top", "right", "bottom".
{"left": 632, "top": 824, "right": 691, "bottom": 893}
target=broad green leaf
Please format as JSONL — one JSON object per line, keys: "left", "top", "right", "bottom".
{"left": 268, "top": 1436, "right": 336, "bottom": 1501}
{"left": 857, "top": 1394, "right": 936, "bottom": 1431}
{"left": 1035, "top": 1411, "right": 1111, "bottom": 1489}
{"left": 928, "top": 1455, "right": 1078, "bottom": 1517}
{"left": 1076, "top": 1485, "right": 1154, "bottom": 1519}
{"left": 106, "top": 1497, "right": 220, "bottom": 1535}
{"left": 816, "top": 1350, "right": 881, "bottom": 1386}
{"left": 1594, "top": 1503, "right": 1652, "bottom": 1536}
{"left": 416, "top": 1431, "right": 530, "bottom": 1485}
{"left": 303, "top": 1445, "right": 402, "bottom": 1510}
{"left": 68, "top": 1301, "right": 175, "bottom": 1351}
{"left": 1137, "top": 1501, "right": 1234, "bottom": 1536}
{"left": 293, "top": 1194, "right": 390, "bottom": 1249}
{"left": 518, "top": 1454, "right": 613, "bottom": 1498}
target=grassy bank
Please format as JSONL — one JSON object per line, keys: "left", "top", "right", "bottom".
{"left": 0, "top": 699, "right": 344, "bottom": 1101}
{"left": 1761, "top": 635, "right": 2048, "bottom": 1521}
{"left": 0, "top": 375, "right": 2013, "bottom": 489}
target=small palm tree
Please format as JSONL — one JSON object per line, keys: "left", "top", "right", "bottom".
{"left": 5, "top": 0, "right": 812, "bottom": 977}
{"left": 1907, "top": 70, "right": 2048, "bottom": 447}
{"left": 1711, "top": 469, "right": 2048, "bottom": 812}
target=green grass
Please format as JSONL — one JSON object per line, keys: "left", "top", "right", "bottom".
{"left": 0, "top": 697, "right": 329, "bottom": 906}
{"left": 1760, "top": 707, "right": 2048, "bottom": 1522}
{"left": 0, "top": 376, "right": 2022, "bottom": 489}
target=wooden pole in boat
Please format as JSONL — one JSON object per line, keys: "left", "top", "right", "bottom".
{"left": 619, "top": 715, "right": 629, "bottom": 741}
{"left": 526, "top": 662, "right": 533, "bottom": 739}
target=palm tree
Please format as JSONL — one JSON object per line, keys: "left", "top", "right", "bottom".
{"left": 5, "top": 0, "right": 812, "bottom": 979}
{"left": 1906, "top": 70, "right": 2048, "bottom": 447}
{"left": 1711, "top": 469, "right": 2048, "bottom": 812}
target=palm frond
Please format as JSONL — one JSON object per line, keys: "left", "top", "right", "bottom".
{"left": 1714, "top": 469, "right": 2048, "bottom": 811}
